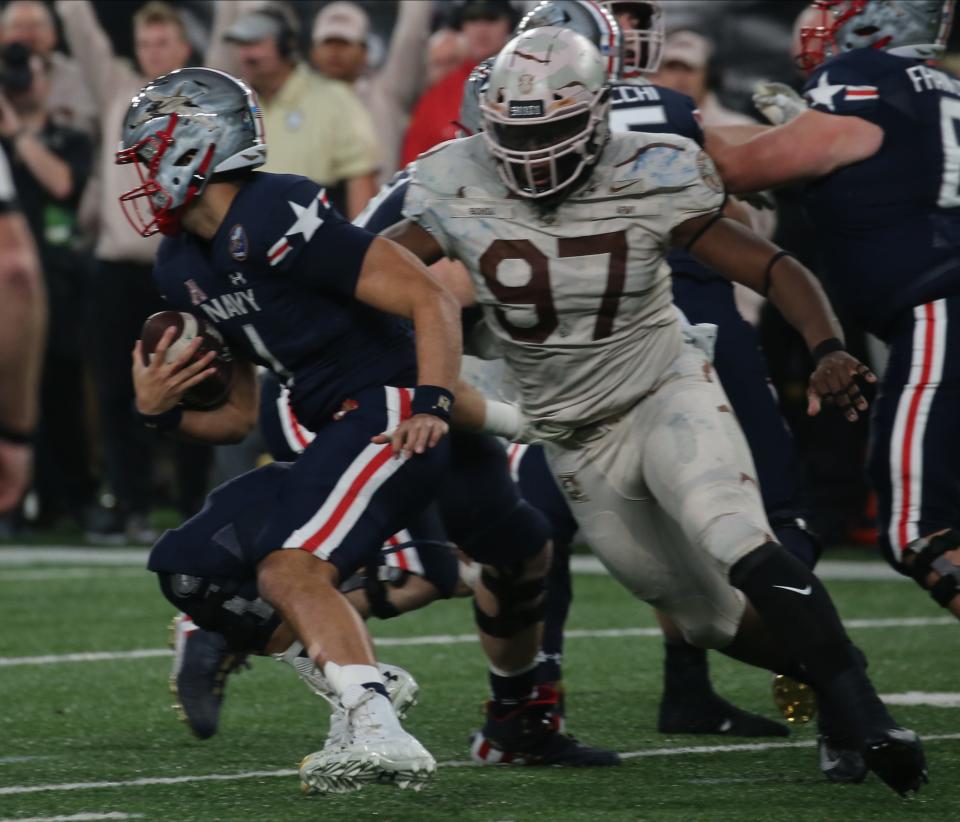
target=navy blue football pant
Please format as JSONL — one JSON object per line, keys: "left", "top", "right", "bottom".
{"left": 867, "top": 296, "right": 960, "bottom": 571}
{"left": 152, "top": 385, "right": 451, "bottom": 648}
{"left": 507, "top": 443, "right": 577, "bottom": 682}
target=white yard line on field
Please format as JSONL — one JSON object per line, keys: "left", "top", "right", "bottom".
{"left": 0, "top": 548, "right": 148, "bottom": 566}
{"left": 0, "top": 814, "right": 143, "bottom": 821}
{"left": 0, "top": 617, "right": 953, "bottom": 668}
{"left": 0, "top": 569, "right": 148, "bottom": 582}
{"left": 0, "top": 547, "right": 905, "bottom": 581}
{"left": 3, "top": 734, "right": 960, "bottom": 796}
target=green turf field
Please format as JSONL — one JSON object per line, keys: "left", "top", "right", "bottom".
{"left": 1, "top": 549, "right": 957, "bottom": 822}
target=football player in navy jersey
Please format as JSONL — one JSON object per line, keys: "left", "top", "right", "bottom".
{"left": 116, "top": 67, "right": 463, "bottom": 795}
{"left": 122, "top": 66, "right": 616, "bottom": 777}
{"left": 709, "top": 0, "right": 960, "bottom": 624}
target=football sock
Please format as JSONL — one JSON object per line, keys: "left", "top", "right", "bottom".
{"left": 540, "top": 539, "right": 573, "bottom": 683}
{"left": 662, "top": 640, "right": 711, "bottom": 696}
{"left": 658, "top": 641, "right": 789, "bottom": 737}
{"left": 490, "top": 660, "right": 537, "bottom": 709}
{"left": 322, "top": 662, "right": 384, "bottom": 698}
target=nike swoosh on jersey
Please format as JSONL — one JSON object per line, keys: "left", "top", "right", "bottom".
{"left": 772, "top": 584, "right": 812, "bottom": 595}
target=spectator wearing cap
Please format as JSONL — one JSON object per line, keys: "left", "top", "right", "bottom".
{"left": 1, "top": 1, "right": 96, "bottom": 137}
{"left": 310, "top": 1, "right": 434, "bottom": 184}
{"left": 400, "top": 0, "right": 516, "bottom": 167}
{"left": 56, "top": 0, "right": 212, "bottom": 543}
{"left": 222, "top": 4, "right": 380, "bottom": 218}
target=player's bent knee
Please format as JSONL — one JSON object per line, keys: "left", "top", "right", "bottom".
{"left": 460, "top": 500, "right": 552, "bottom": 566}
{"left": 473, "top": 562, "right": 547, "bottom": 639}
{"left": 698, "top": 510, "right": 773, "bottom": 570}
{"left": 906, "top": 529, "right": 960, "bottom": 608}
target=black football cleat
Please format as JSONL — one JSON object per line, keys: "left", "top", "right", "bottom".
{"left": 470, "top": 690, "right": 620, "bottom": 767}
{"left": 816, "top": 697, "right": 866, "bottom": 784}
{"left": 169, "top": 616, "right": 248, "bottom": 740}
{"left": 658, "top": 691, "right": 789, "bottom": 738}
{"left": 818, "top": 735, "right": 868, "bottom": 784}
{"left": 862, "top": 728, "right": 928, "bottom": 797}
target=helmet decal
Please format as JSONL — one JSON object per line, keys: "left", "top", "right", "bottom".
{"left": 115, "top": 68, "right": 268, "bottom": 237}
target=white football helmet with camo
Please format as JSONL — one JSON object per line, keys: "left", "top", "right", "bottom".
{"left": 798, "top": 0, "right": 955, "bottom": 72}
{"left": 116, "top": 67, "right": 266, "bottom": 237}
{"left": 480, "top": 26, "right": 610, "bottom": 199}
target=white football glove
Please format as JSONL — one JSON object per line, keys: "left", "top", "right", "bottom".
{"left": 753, "top": 81, "right": 807, "bottom": 125}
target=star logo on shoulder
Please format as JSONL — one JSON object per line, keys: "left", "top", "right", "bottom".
{"left": 805, "top": 72, "right": 845, "bottom": 112}
{"left": 285, "top": 197, "right": 324, "bottom": 242}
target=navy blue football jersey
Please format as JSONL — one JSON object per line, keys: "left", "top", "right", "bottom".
{"left": 153, "top": 172, "right": 416, "bottom": 428}
{"left": 609, "top": 81, "right": 703, "bottom": 143}
{"left": 610, "top": 81, "right": 725, "bottom": 283}
{"left": 803, "top": 49, "right": 960, "bottom": 337}
{"left": 354, "top": 167, "right": 411, "bottom": 233}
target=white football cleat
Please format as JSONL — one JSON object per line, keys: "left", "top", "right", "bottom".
{"left": 299, "top": 687, "right": 436, "bottom": 795}
{"left": 285, "top": 655, "right": 420, "bottom": 746}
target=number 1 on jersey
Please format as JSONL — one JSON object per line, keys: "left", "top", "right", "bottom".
{"left": 478, "top": 232, "right": 628, "bottom": 343}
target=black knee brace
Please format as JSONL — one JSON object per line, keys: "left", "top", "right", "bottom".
{"left": 907, "top": 529, "right": 960, "bottom": 607}
{"left": 473, "top": 563, "right": 546, "bottom": 639}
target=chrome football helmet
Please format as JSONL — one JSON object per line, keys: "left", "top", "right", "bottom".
{"left": 515, "top": 1, "right": 623, "bottom": 81}
{"left": 798, "top": 0, "right": 955, "bottom": 72}
{"left": 458, "top": 58, "right": 495, "bottom": 137}
{"left": 481, "top": 26, "right": 610, "bottom": 199}
{"left": 116, "top": 67, "right": 266, "bottom": 237}
{"left": 601, "top": 1, "right": 665, "bottom": 77}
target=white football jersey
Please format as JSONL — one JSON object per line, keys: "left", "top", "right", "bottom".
{"left": 403, "top": 131, "right": 724, "bottom": 437}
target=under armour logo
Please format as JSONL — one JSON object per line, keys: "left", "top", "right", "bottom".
{"left": 229, "top": 272, "right": 247, "bottom": 286}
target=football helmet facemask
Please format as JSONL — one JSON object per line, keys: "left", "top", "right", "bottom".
{"left": 797, "top": 0, "right": 955, "bottom": 73}
{"left": 481, "top": 26, "right": 610, "bottom": 199}
{"left": 116, "top": 68, "right": 266, "bottom": 237}
{"left": 601, "top": 1, "right": 665, "bottom": 77}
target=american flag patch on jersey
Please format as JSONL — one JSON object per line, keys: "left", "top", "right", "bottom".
{"left": 844, "top": 84, "right": 879, "bottom": 102}
{"left": 267, "top": 237, "right": 292, "bottom": 267}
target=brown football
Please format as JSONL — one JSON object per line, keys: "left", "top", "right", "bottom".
{"left": 140, "top": 310, "right": 235, "bottom": 410}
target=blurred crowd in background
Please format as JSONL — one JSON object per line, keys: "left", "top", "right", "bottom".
{"left": 2, "top": 0, "right": 948, "bottom": 548}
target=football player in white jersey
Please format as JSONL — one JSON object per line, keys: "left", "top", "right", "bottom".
{"left": 385, "top": 26, "right": 926, "bottom": 797}
{"left": 516, "top": 0, "right": 828, "bottom": 743}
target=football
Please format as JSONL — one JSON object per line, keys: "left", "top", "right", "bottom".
{"left": 140, "top": 310, "right": 235, "bottom": 410}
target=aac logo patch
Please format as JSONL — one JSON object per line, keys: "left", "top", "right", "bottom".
{"left": 228, "top": 223, "right": 248, "bottom": 261}
{"left": 696, "top": 150, "right": 723, "bottom": 194}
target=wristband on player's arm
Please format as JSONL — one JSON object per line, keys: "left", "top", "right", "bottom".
{"left": 132, "top": 401, "right": 183, "bottom": 431}
{"left": 810, "top": 337, "right": 846, "bottom": 363}
{"left": 0, "top": 422, "right": 33, "bottom": 445}
{"left": 411, "top": 385, "right": 454, "bottom": 422}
